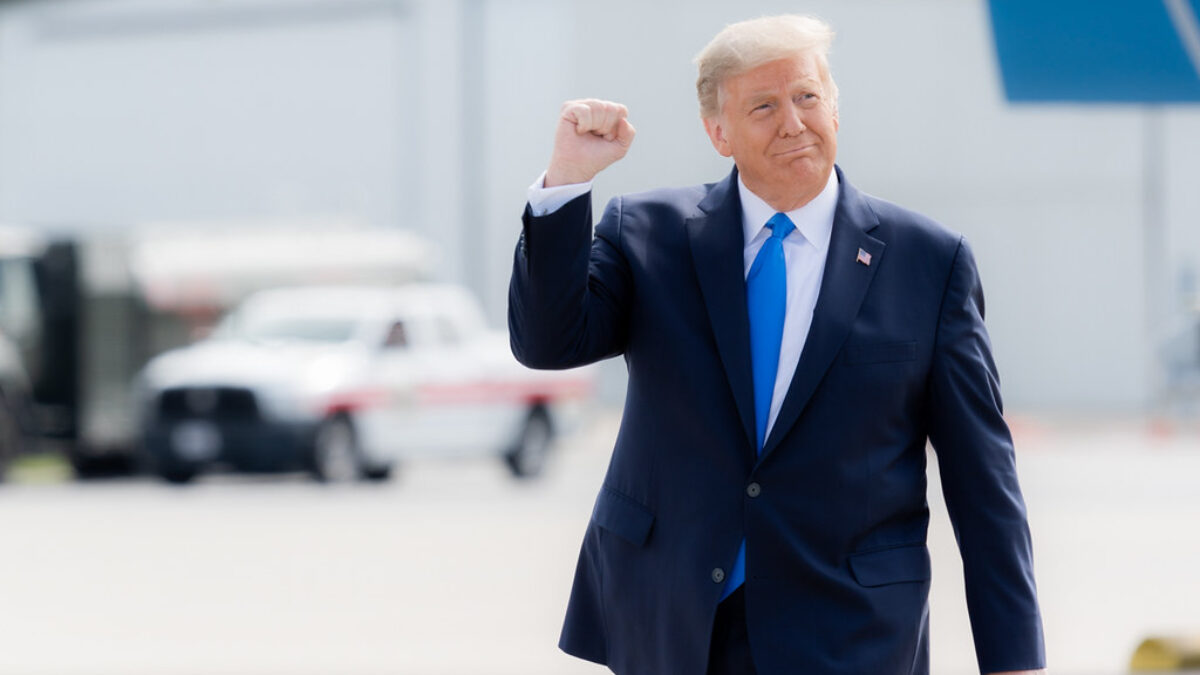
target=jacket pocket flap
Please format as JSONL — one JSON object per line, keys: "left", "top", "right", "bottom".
{"left": 848, "top": 545, "right": 931, "bottom": 587}
{"left": 591, "top": 486, "right": 654, "bottom": 547}
{"left": 846, "top": 340, "right": 918, "bottom": 365}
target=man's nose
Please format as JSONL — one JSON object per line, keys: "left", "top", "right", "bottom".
{"left": 779, "top": 103, "right": 806, "bottom": 136}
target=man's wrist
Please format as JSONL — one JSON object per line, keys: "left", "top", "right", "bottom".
{"left": 527, "top": 171, "right": 592, "bottom": 217}
{"left": 544, "top": 165, "right": 595, "bottom": 188}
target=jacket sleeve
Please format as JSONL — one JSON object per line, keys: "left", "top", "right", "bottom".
{"left": 926, "top": 237, "right": 1046, "bottom": 674}
{"left": 508, "top": 192, "right": 632, "bottom": 370}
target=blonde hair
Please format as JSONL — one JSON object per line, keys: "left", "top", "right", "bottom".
{"left": 694, "top": 14, "right": 838, "bottom": 119}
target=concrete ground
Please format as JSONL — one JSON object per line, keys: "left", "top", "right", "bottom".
{"left": 0, "top": 411, "right": 1197, "bottom": 675}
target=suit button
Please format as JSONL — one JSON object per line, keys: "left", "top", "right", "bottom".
{"left": 746, "top": 482, "right": 761, "bottom": 498}
{"left": 711, "top": 567, "right": 726, "bottom": 584}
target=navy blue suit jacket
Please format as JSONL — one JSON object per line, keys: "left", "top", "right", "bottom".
{"left": 508, "top": 166, "right": 1044, "bottom": 674}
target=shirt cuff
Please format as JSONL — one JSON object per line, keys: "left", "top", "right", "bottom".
{"left": 526, "top": 171, "right": 592, "bottom": 216}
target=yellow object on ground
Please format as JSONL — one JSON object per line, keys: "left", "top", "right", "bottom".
{"left": 1131, "top": 636, "right": 1200, "bottom": 671}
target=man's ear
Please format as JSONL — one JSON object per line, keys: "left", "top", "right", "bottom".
{"left": 702, "top": 116, "right": 733, "bottom": 158}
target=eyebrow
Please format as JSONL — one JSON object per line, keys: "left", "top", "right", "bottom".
{"left": 744, "top": 93, "right": 775, "bottom": 109}
{"left": 743, "top": 79, "right": 824, "bottom": 109}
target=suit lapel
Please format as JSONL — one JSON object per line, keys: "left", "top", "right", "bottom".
{"left": 686, "top": 170, "right": 758, "bottom": 456}
{"left": 759, "top": 169, "right": 886, "bottom": 461}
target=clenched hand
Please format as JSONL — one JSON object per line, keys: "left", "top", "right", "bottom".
{"left": 544, "top": 99, "right": 636, "bottom": 187}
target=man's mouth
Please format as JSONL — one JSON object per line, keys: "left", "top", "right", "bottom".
{"left": 775, "top": 144, "right": 815, "bottom": 157}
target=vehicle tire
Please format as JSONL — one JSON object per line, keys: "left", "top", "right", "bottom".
{"left": 159, "top": 463, "right": 197, "bottom": 485}
{"left": 311, "top": 415, "right": 363, "bottom": 483}
{"left": 0, "top": 395, "right": 20, "bottom": 481}
{"left": 70, "top": 446, "right": 139, "bottom": 480}
{"left": 504, "top": 408, "right": 553, "bottom": 479}
{"left": 361, "top": 461, "right": 393, "bottom": 482}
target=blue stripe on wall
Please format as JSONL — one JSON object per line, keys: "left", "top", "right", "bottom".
{"left": 988, "top": 0, "right": 1200, "bottom": 102}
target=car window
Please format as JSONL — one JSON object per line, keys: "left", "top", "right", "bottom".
{"left": 0, "top": 258, "right": 40, "bottom": 340}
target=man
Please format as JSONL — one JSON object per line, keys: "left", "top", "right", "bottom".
{"left": 508, "top": 14, "right": 1045, "bottom": 675}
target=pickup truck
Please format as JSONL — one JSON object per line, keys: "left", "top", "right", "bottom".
{"left": 0, "top": 330, "right": 33, "bottom": 477}
{"left": 135, "top": 284, "right": 593, "bottom": 483}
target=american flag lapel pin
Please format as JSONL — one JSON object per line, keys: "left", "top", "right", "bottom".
{"left": 856, "top": 248, "right": 872, "bottom": 266}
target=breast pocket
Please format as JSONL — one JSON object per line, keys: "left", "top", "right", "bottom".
{"left": 845, "top": 340, "right": 918, "bottom": 365}
{"left": 591, "top": 485, "right": 655, "bottom": 547}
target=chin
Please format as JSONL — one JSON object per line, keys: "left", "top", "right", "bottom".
{"left": 786, "top": 162, "right": 825, "bottom": 183}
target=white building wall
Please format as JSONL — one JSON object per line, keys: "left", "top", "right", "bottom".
{"left": 0, "top": 1, "right": 418, "bottom": 228}
{"left": 1, "top": 0, "right": 1197, "bottom": 412}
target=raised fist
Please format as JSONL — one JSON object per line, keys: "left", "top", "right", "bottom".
{"left": 545, "top": 99, "right": 636, "bottom": 187}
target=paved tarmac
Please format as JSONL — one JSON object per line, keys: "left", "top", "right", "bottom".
{"left": 0, "top": 412, "right": 1197, "bottom": 674}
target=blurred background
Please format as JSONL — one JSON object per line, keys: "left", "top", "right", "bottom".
{"left": 0, "top": 0, "right": 1198, "bottom": 673}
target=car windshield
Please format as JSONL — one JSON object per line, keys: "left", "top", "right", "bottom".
{"left": 233, "top": 315, "right": 360, "bottom": 343}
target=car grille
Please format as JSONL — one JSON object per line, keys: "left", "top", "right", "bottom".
{"left": 158, "top": 387, "right": 260, "bottom": 421}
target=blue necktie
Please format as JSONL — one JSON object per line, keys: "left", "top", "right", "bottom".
{"left": 722, "top": 212, "right": 794, "bottom": 600}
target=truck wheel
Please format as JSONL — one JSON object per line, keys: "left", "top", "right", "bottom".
{"left": 312, "top": 416, "right": 363, "bottom": 483}
{"left": 70, "top": 447, "right": 139, "bottom": 479}
{"left": 159, "top": 464, "right": 197, "bottom": 485}
{"left": 504, "top": 408, "right": 552, "bottom": 479}
{"left": 0, "top": 395, "right": 20, "bottom": 481}
{"left": 361, "top": 461, "right": 393, "bottom": 482}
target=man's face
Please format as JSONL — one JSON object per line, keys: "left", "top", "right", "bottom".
{"left": 703, "top": 52, "right": 838, "bottom": 212}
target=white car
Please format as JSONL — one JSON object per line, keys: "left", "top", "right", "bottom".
{"left": 135, "top": 284, "right": 593, "bottom": 483}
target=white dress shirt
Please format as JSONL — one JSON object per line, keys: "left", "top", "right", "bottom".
{"left": 526, "top": 169, "right": 840, "bottom": 440}
{"left": 737, "top": 170, "right": 838, "bottom": 439}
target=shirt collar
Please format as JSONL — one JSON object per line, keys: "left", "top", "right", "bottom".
{"left": 738, "top": 168, "right": 839, "bottom": 253}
